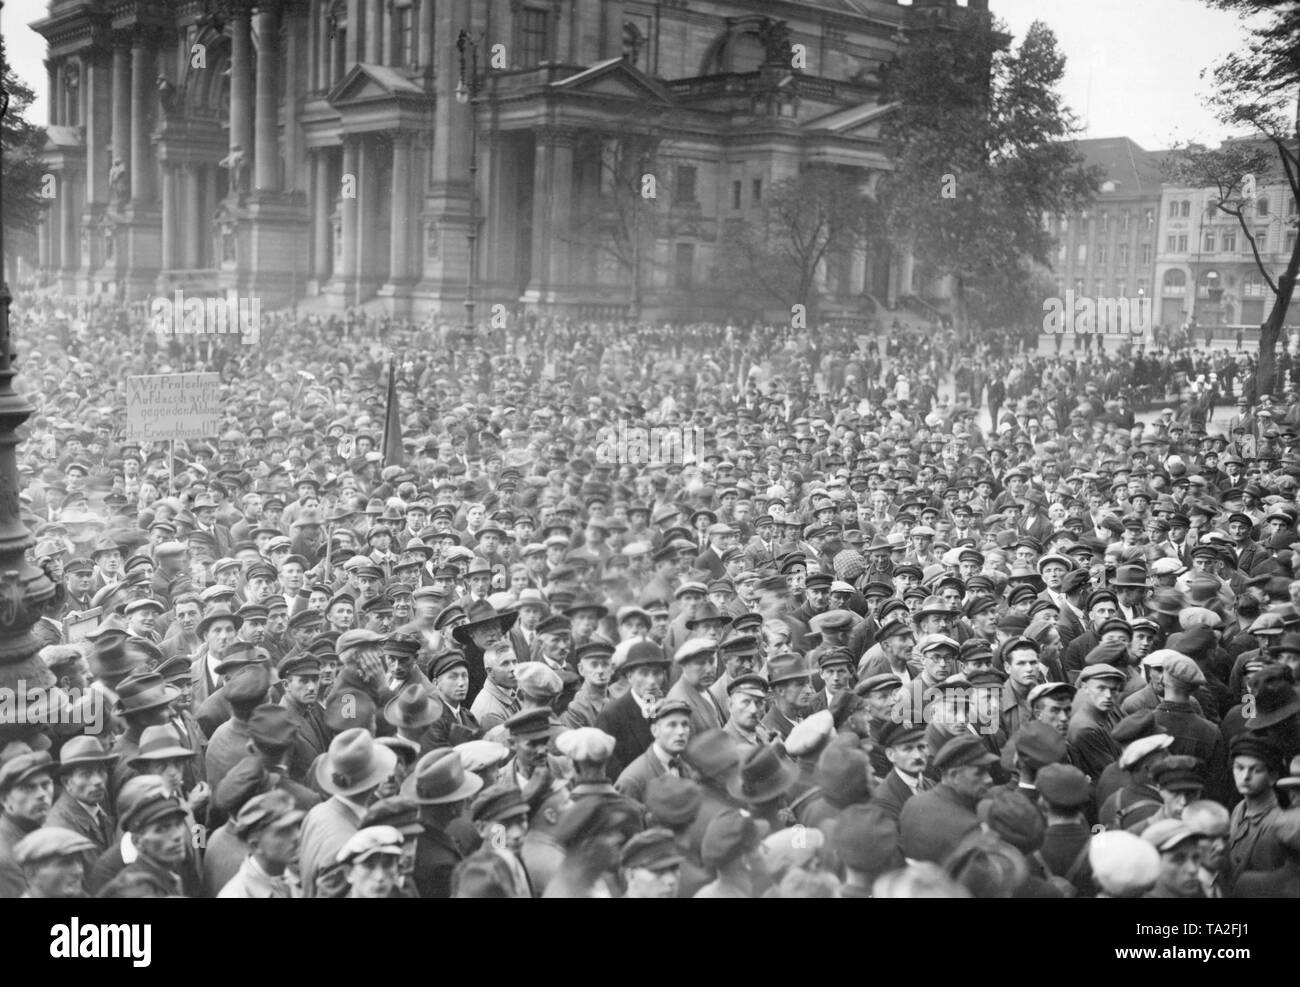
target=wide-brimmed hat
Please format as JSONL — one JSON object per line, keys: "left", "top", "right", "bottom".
{"left": 316, "top": 728, "right": 398, "bottom": 797}
{"left": 56, "top": 736, "right": 119, "bottom": 774}
{"left": 401, "top": 748, "right": 484, "bottom": 805}
{"left": 726, "top": 744, "right": 799, "bottom": 804}
{"left": 451, "top": 600, "right": 519, "bottom": 647}
{"left": 1246, "top": 672, "right": 1300, "bottom": 730}
{"left": 128, "top": 725, "right": 196, "bottom": 769}
{"left": 114, "top": 671, "right": 180, "bottom": 716}
{"left": 383, "top": 684, "right": 445, "bottom": 730}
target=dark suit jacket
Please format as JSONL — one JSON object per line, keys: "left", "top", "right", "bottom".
{"left": 869, "top": 768, "right": 923, "bottom": 822}
{"left": 45, "top": 791, "right": 116, "bottom": 874}
{"left": 596, "top": 691, "right": 653, "bottom": 780}
{"left": 425, "top": 703, "right": 482, "bottom": 750}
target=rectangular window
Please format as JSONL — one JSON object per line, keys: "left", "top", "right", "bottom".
{"left": 1180, "top": 201, "right": 1190, "bottom": 217}
{"left": 1096, "top": 244, "right": 1107, "bottom": 265}
{"left": 1257, "top": 198, "right": 1270, "bottom": 216}
{"left": 1168, "top": 200, "right": 1179, "bottom": 218}
{"left": 1224, "top": 231, "right": 1236, "bottom": 253}
{"left": 1094, "top": 277, "right": 1105, "bottom": 298}
{"left": 1116, "top": 278, "right": 1127, "bottom": 297}
{"left": 732, "top": 180, "right": 742, "bottom": 210}
{"left": 1099, "top": 212, "right": 1109, "bottom": 233}
{"left": 752, "top": 178, "right": 762, "bottom": 204}
{"left": 520, "top": 8, "right": 549, "bottom": 67}
{"left": 674, "top": 243, "right": 695, "bottom": 288}
{"left": 1076, "top": 243, "right": 1087, "bottom": 264}
{"left": 1118, "top": 243, "right": 1129, "bottom": 265}
{"left": 1177, "top": 234, "right": 1188, "bottom": 252}
{"left": 1144, "top": 210, "right": 1154, "bottom": 230}
{"left": 1288, "top": 231, "right": 1298, "bottom": 254}
{"left": 1204, "top": 232, "right": 1215, "bottom": 252}
{"left": 1167, "top": 235, "right": 1177, "bottom": 252}
{"left": 1121, "top": 210, "right": 1130, "bottom": 232}
{"left": 1141, "top": 243, "right": 1153, "bottom": 264}
{"left": 1255, "top": 228, "right": 1268, "bottom": 251}
{"left": 675, "top": 165, "right": 697, "bottom": 205}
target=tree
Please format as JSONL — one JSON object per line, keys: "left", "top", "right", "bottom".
{"left": 876, "top": 16, "right": 1098, "bottom": 338}
{"left": 561, "top": 110, "right": 700, "bottom": 316}
{"left": 718, "top": 168, "right": 879, "bottom": 325}
{"left": 1, "top": 30, "right": 49, "bottom": 277}
{"left": 1190, "top": 0, "right": 1300, "bottom": 394}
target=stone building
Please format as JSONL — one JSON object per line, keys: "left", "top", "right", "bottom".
{"left": 33, "top": 0, "right": 988, "bottom": 320}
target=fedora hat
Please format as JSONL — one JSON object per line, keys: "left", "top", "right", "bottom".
{"left": 87, "top": 628, "right": 137, "bottom": 681}
{"left": 401, "top": 748, "right": 484, "bottom": 805}
{"left": 114, "top": 671, "right": 180, "bottom": 716}
{"left": 1111, "top": 565, "right": 1149, "bottom": 588}
{"left": 56, "top": 735, "right": 119, "bottom": 774}
{"left": 383, "top": 684, "right": 445, "bottom": 730}
{"left": 726, "top": 744, "right": 799, "bottom": 804}
{"left": 1246, "top": 671, "right": 1300, "bottom": 730}
{"left": 128, "top": 725, "right": 196, "bottom": 769}
{"left": 451, "top": 600, "right": 519, "bottom": 647}
{"left": 316, "top": 728, "right": 398, "bottom": 797}
{"left": 685, "top": 729, "right": 741, "bottom": 782}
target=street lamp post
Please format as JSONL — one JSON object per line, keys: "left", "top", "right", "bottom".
{"left": 456, "top": 30, "right": 483, "bottom": 342}
{"left": 0, "top": 0, "right": 64, "bottom": 744}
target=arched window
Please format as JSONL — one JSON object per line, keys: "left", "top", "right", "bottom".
{"left": 1162, "top": 269, "right": 1186, "bottom": 295}
{"left": 622, "top": 22, "right": 644, "bottom": 67}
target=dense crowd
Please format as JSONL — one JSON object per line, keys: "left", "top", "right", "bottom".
{"left": 2, "top": 289, "right": 1300, "bottom": 899}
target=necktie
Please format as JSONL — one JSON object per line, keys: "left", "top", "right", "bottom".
{"left": 667, "top": 757, "right": 681, "bottom": 774}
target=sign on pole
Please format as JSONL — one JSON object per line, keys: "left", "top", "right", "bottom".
{"left": 125, "top": 373, "right": 221, "bottom": 442}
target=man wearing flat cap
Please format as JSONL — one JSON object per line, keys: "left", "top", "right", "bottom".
{"left": 898, "top": 734, "right": 996, "bottom": 863}
{"left": 869, "top": 720, "right": 931, "bottom": 821}
{"left": 278, "top": 652, "right": 331, "bottom": 780}
{"left": 12, "top": 828, "right": 98, "bottom": 898}
{"left": 1226, "top": 732, "right": 1285, "bottom": 893}
{"left": 0, "top": 745, "right": 57, "bottom": 898}
{"left": 219, "top": 790, "right": 306, "bottom": 897}
{"left": 1068, "top": 664, "right": 1126, "bottom": 780}
{"left": 667, "top": 638, "right": 727, "bottom": 735}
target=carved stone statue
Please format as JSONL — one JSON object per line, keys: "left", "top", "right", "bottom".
{"left": 108, "top": 157, "right": 130, "bottom": 208}
{"left": 157, "top": 74, "right": 177, "bottom": 117}
{"left": 757, "top": 17, "right": 792, "bottom": 67}
{"left": 220, "top": 143, "right": 248, "bottom": 201}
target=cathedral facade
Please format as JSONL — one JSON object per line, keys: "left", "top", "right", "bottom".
{"left": 33, "top": 0, "right": 987, "bottom": 321}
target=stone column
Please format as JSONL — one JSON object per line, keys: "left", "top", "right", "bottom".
{"left": 389, "top": 132, "right": 411, "bottom": 283}
{"left": 38, "top": 218, "right": 49, "bottom": 269}
{"left": 314, "top": 151, "right": 333, "bottom": 280}
{"left": 285, "top": 8, "right": 300, "bottom": 189}
{"left": 602, "top": 0, "right": 625, "bottom": 60}
{"left": 160, "top": 163, "right": 177, "bottom": 269}
{"left": 185, "top": 163, "right": 204, "bottom": 268}
{"left": 529, "top": 127, "right": 575, "bottom": 297}
{"left": 254, "top": 3, "right": 282, "bottom": 192}
{"left": 130, "top": 33, "right": 155, "bottom": 203}
{"left": 61, "top": 176, "right": 79, "bottom": 269}
{"left": 46, "top": 60, "right": 59, "bottom": 126}
{"left": 381, "top": 0, "right": 394, "bottom": 65}
{"left": 345, "top": 0, "right": 360, "bottom": 67}
{"left": 111, "top": 42, "right": 130, "bottom": 184}
{"left": 366, "top": 0, "right": 382, "bottom": 62}
{"left": 230, "top": 5, "right": 254, "bottom": 183}
{"left": 338, "top": 136, "right": 359, "bottom": 285}
{"left": 417, "top": 0, "right": 434, "bottom": 74}
{"left": 84, "top": 54, "right": 110, "bottom": 204}
{"left": 307, "top": 0, "right": 319, "bottom": 91}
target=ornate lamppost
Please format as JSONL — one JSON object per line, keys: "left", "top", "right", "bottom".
{"left": 0, "top": 0, "right": 64, "bottom": 745}
{"left": 456, "top": 29, "right": 485, "bottom": 342}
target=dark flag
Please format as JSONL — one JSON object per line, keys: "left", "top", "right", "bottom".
{"left": 382, "top": 356, "right": 404, "bottom": 467}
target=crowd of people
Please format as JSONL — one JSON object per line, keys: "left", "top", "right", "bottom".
{"left": 1, "top": 287, "right": 1300, "bottom": 900}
